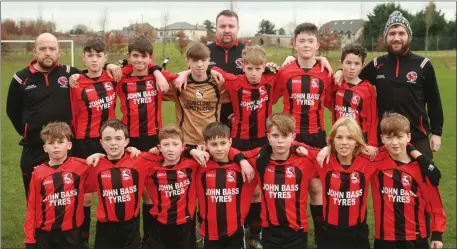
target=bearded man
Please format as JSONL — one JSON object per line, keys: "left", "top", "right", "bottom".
{"left": 335, "top": 11, "right": 444, "bottom": 159}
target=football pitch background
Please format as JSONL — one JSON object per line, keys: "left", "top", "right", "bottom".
{"left": 1, "top": 44, "right": 455, "bottom": 248}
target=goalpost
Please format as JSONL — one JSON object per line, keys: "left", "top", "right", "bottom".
{"left": 1, "top": 40, "right": 74, "bottom": 67}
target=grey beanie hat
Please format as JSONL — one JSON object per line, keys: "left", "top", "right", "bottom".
{"left": 383, "top": 11, "right": 412, "bottom": 41}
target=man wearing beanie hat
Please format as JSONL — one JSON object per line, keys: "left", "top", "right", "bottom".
{"left": 334, "top": 10, "right": 444, "bottom": 161}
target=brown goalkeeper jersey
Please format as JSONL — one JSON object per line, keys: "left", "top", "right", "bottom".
{"left": 164, "top": 73, "right": 229, "bottom": 145}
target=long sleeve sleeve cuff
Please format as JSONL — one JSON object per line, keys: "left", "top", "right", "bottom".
{"left": 430, "top": 129, "right": 443, "bottom": 137}
{"left": 431, "top": 231, "right": 443, "bottom": 242}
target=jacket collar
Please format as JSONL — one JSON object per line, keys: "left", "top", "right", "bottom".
{"left": 216, "top": 38, "right": 239, "bottom": 49}
{"left": 28, "top": 59, "right": 60, "bottom": 74}
{"left": 388, "top": 48, "right": 411, "bottom": 59}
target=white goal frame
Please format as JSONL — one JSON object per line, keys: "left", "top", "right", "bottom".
{"left": 1, "top": 40, "right": 74, "bottom": 67}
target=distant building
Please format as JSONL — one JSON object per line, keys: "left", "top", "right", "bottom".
{"left": 319, "top": 19, "right": 365, "bottom": 48}
{"left": 156, "top": 22, "right": 207, "bottom": 42}
{"left": 251, "top": 34, "right": 293, "bottom": 48}
{"left": 108, "top": 30, "right": 137, "bottom": 41}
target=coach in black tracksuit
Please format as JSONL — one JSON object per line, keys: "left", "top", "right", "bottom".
{"left": 6, "top": 33, "right": 81, "bottom": 198}
{"left": 357, "top": 11, "right": 443, "bottom": 159}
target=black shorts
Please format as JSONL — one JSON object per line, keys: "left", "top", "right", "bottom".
{"left": 232, "top": 137, "right": 268, "bottom": 151}
{"left": 129, "top": 135, "right": 159, "bottom": 152}
{"left": 34, "top": 227, "right": 82, "bottom": 249}
{"left": 148, "top": 218, "right": 196, "bottom": 249}
{"left": 262, "top": 226, "right": 308, "bottom": 249}
{"left": 318, "top": 223, "right": 370, "bottom": 249}
{"left": 374, "top": 238, "right": 430, "bottom": 249}
{"left": 203, "top": 227, "right": 245, "bottom": 249}
{"left": 295, "top": 130, "right": 327, "bottom": 149}
{"left": 94, "top": 216, "right": 140, "bottom": 249}
{"left": 72, "top": 138, "right": 104, "bottom": 159}
{"left": 20, "top": 145, "right": 49, "bottom": 197}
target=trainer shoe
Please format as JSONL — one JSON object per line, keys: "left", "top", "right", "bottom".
{"left": 249, "top": 238, "right": 263, "bottom": 249}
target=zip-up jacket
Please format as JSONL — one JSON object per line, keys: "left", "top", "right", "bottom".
{"left": 360, "top": 49, "right": 443, "bottom": 142}
{"left": 208, "top": 39, "right": 246, "bottom": 125}
{"left": 7, "top": 60, "right": 80, "bottom": 146}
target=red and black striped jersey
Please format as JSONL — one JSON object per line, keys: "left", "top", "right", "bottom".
{"left": 196, "top": 160, "right": 257, "bottom": 240}
{"left": 117, "top": 70, "right": 178, "bottom": 137}
{"left": 145, "top": 157, "right": 199, "bottom": 225}
{"left": 273, "top": 61, "right": 333, "bottom": 135}
{"left": 70, "top": 71, "right": 117, "bottom": 139}
{"left": 371, "top": 152, "right": 446, "bottom": 241}
{"left": 213, "top": 67, "right": 276, "bottom": 140}
{"left": 243, "top": 147, "right": 318, "bottom": 232}
{"left": 24, "top": 157, "right": 93, "bottom": 244}
{"left": 330, "top": 80, "right": 378, "bottom": 146}
{"left": 85, "top": 152, "right": 160, "bottom": 222}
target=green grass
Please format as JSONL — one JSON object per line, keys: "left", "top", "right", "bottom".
{"left": 2, "top": 44, "right": 455, "bottom": 248}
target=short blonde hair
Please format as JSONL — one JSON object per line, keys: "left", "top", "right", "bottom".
{"left": 186, "top": 42, "right": 210, "bottom": 61}
{"left": 380, "top": 112, "right": 410, "bottom": 136}
{"left": 158, "top": 124, "right": 184, "bottom": 142}
{"left": 327, "top": 118, "right": 366, "bottom": 157}
{"left": 40, "top": 122, "right": 73, "bottom": 143}
{"left": 242, "top": 45, "right": 266, "bottom": 65}
{"left": 266, "top": 113, "right": 295, "bottom": 136}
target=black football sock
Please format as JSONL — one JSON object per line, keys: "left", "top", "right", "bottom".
{"left": 310, "top": 205, "right": 324, "bottom": 246}
{"left": 142, "top": 203, "right": 154, "bottom": 242}
{"left": 82, "top": 207, "right": 91, "bottom": 242}
{"left": 246, "top": 202, "right": 262, "bottom": 240}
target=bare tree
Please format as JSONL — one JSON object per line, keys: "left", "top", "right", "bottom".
{"left": 424, "top": 0, "right": 436, "bottom": 53}
{"left": 99, "top": 8, "right": 108, "bottom": 40}
{"left": 36, "top": 4, "right": 44, "bottom": 33}
{"left": 161, "top": 8, "right": 170, "bottom": 58}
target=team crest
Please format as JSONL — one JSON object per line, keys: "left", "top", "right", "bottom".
{"left": 58, "top": 76, "right": 68, "bottom": 88}
{"left": 311, "top": 78, "right": 319, "bottom": 88}
{"left": 402, "top": 174, "right": 412, "bottom": 186}
{"left": 121, "top": 169, "right": 131, "bottom": 180}
{"left": 177, "top": 169, "right": 187, "bottom": 179}
{"left": 332, "top": 173, "right": 340, "bottom": 179}
{"left": 226, "top": 171, "right": 236, "bottom": 183}
{"left": 196, "top": 88, "right": 204, "bottom": 99}
{"left": 406, "top": 71, "right": 417, "bottom": 83}
{"left": 235, "top": 58, "right": 244, "bottom": 69}
{"left": 146, "top": 80, "right": 154, "bottom": 88}
{"left": 350, "top": 172, "right": 360, "bottom": 184}
{"left": 104, "top": 82, "right": 113, "bottom": 91}
{"left": 259, "top": 86, "right": 266, "bottom": 95}
{"left": 351, "top": 95, "right": 360, "bottom": 105}
{"left": 63, "top": 173, "right": 73, "bottom": 184}
{"left": 286, "top": 166, "right": 295, "bottom": 178}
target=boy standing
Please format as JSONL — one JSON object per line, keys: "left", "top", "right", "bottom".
{"left": 272, "top": 23, "right": 333, "bottom": 245}
{"left": 372, "top": 112, "right": 446, "bottom": 249}
{"left": 331, "top": 43, "right": 378, "bottom": 147}
{"left": 196, "top": 122, "right": 257, "bottom": 249}
{"left": 24, "top": 122, "right": 93, "bottom": 249}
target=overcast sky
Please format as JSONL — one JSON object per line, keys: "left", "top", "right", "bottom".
{"left": 1, "top": 1, "right": 455, "bottom": 37}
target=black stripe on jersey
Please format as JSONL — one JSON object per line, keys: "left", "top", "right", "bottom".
{"left": 412, "top": 179, "right": 420, "bottom": 240}
{"left": 72, "top": 173, "right": 81, "bottom": 228}
{"left": 357, "top": 97, "right": 364, "bottom": 129}
{"left": 98, "top": 172, "right": 109, "bottom": 221}
{"left": 152, "top": 173, "right": 162, "bottom": 217}
{"left": 300, "top": 75, "right": 311, "bottom": 132}
{"left": 216, "top": 169, "right": 228, "bottom": 236}
{"left": 393, "top": 169, "right": 405, "bottom": 240}
{"left": 168, "top": 171, "right": 179, "bottom": 224}
{"left": 265, "top": 84, "right": 272, "bottom": 115}
{"left": 51, "top": 172, "right": 65, "bottom": 230}
{"left": 338, "top": 173, "right": 350, "bottom": 227}
{"left": 235, "top": 171, "right": 242, "bottom": 229}
{"left": 358, "top": 172, "right": 366, "bottom": 224}
{"left": 274, "top": 166, "right": 287, "bottom": 225}
{"left": 316, "top": 78, "right": 324, "bottom": 131}
{"left": 208, "top": 81, "right": 221, "bottom": 121}
{"left": 184, "top": 168, "right": 193, "bottom": 221}
{"left": 81, "top": 89, "right": 92, "bottom": 138}
{"left": 137, "top": 82, "right": 148, "bottom": 136}
{"left": 122, "top": 84, "right": 132, "bottom": 130}
{"left": 324, "top": 171, "right": 332, "bottom": 223}
{"left": 294, "top": 167, "right": 302, "bottom": 228}
{"left": 236, "top": 89, "right": 243, "bottom": 138}
{"left": 94, "top": 83, "right": 110, "bottom": 126}
{"left": 378, "top": 171, "right": 385, "bottom": 239}
{"left": 111, "top": 169, "right": 126, "bottom": 221}
{"left": 201, "top": 172, "right": 209, "bottom": 238}
{"left": 131, "top": 169, "right": 140, "bottom": 214}
{"left": 249, "top": 89, "right": 260, "bottom": 139}
{"left": 332, "top": 91, "right": 338, "bottom": 122}
{"left": 40, "top": 181, "right": 47, "bottom": 228}
{"left": 153, "top": 82, "right": 160, "bottom": 135}
{"left": 287, "top": 80, "right": 294, "bottom": 115}
{"left": 342, "top": 90, "right": 353, "bottom": 115}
